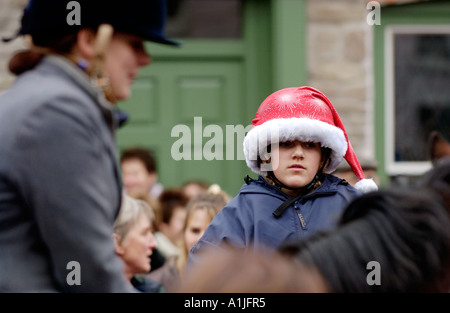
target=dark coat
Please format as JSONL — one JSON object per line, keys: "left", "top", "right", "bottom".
{"left": 0, "top": 55, "right": 134, "bottom": 292}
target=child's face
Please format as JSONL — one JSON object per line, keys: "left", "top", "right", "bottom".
{"left": 268, "top": 140, "right": 322, "bottom": 189}
{"left": 184, "top": 209, "right": 211, "bottom": 254}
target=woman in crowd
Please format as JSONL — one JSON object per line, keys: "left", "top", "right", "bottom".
{"left": 113, "top": 195, "right": 164, "bottom": 293}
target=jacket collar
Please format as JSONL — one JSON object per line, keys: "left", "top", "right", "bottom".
{"left": 242, "top": 174, "right": 341, "bottom": 199}
{"left": 44, "top": 55, "right": 122, "bottom": 131}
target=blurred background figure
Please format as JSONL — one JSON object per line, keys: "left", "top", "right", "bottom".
{"left": 279, "top": 187, "right": 450, "bottom": 293}
{"left": 181, "top": 179, "right": 210, "bottom": 200}
{"left": 333, "top": 158, "right": 380, "bottom": 187}
{"left": 183, "top": 184, "right": 230, "bottom": 258}
{"left": 121, "top": 147, "right": 164, "bottom": 200}
{"left": 153, "top": 188, "right": 189, "bottom": 263}
{"left": 113, "top": 195, "right": 164, "bottom": 293}
{"left": 428, "top": 130, "right": 450, "bottom": 166}
{"left": 417, "top": 157, "right": 450, "bottom": 213}
{"left": 177, "top": 246, "right": 329, "bottom": 293}
{"left": 146, "top": 185, "right": 229, "bottom": 292}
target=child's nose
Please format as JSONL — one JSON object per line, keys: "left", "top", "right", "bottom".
{"left": 292, "top": 142, "right": 305, "bottom": 158}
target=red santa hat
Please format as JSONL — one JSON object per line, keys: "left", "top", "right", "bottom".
{"left": 243, "top": 86, "right": 378, "bottom": 193}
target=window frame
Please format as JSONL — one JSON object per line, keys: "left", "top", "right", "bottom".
{"left": 374, "top": 1, "right": 450, "bottom": 184}
{"left": 384, "top": 24, "right": 450, "bottom": 175}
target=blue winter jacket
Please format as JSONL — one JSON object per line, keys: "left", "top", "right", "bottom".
{"left": 188, "top": 174, "right": 362, "bottom": 265}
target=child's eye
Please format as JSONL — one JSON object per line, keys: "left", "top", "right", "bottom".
{"left": 190, "top": 227, "right": 201, "bottom": 235}
{"left": 280, "top": 141, "right": 293, "bottom": 147}
{"left": 303, "top": 142, "right": 317, "bottom": 149}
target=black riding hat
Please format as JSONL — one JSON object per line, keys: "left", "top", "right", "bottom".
{"left": 18, "top": 0, "right": 180, "bottom": 46}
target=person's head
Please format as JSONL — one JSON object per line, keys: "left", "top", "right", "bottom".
{"left": 113, "top": 195, "right": 158, "bottom": 279}
{"left": 429, "top": 130, "right": 450, "bottom": 166}
{"left": 8, "top": 0, "right": 179, "bottom": 101}
{"left": 181, "top": 180, "right": 210, "bottom": 200}
{"left": 178, "top": 246, "right": 330, "bottom": 293}
{"left": 121, "top": 147, "right": 158, "bottom": 199}
{"left": 157, "top": 188, "right": 189, "bottom": 245}
{"left": 417, "top": 158, "right": 450, "bottom": 212}
{"left": 183, "top": 185, "right": 229, "bottom": 254}
{"left": 243, "top": 86, "right": 377, "bottom": 193}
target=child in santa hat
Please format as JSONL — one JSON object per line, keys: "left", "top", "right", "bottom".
{"left": 188, "top": 86, "right": 378, "bottom": 266}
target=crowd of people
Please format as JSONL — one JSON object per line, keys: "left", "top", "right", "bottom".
{"left": 0, "top": 0, "right": 449, "bottom": 294}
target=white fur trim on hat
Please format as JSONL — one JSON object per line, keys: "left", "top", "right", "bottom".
{"left": 354, "top": 178, "right": 378, "bottom": 193}
{"left": 243, "top": 117, "right": 348, "bottom": 175}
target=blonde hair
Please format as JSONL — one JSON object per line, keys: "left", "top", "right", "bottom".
{"left": 113, "top": 194, "right": 155, "bottom": 240}
{"left": 175, "top": 185, "right": 230, "bottom": 277}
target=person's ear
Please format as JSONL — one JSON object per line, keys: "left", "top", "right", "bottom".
{"left": 112, "top": 233, "right": 125, "bottom": 256}
{"left": 76, "top": 28, "right": 97, "bottom": 59}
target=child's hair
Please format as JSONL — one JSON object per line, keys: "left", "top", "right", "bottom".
{"left": 175, "top": 184, "right": 229, "bottom": 276}
{"left": 156, "top": 188, "right": 189, "bottom": 228}
{"left": 181, "top": 180, "right": 211, "bottom": 199}
{"left": 184, "top": 185, "right": 229, "bottom": 225}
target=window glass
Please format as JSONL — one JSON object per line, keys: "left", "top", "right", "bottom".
{"left": 391, "top": 28, "right": 450, "bottom": 163}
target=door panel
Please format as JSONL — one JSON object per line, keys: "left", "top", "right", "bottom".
{"left": 117, "top": 59, "right": 247, "bottom": 196}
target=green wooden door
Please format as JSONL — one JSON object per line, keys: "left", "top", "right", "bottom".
{"left": 116, "top": 0, "right": 306, "bottom": 197}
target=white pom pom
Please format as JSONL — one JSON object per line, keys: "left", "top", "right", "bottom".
{"left": 207, "top": 184, "right": 222, "bottom": 195}
{"left": 354, "top": 178, "right": 378, "bottom": 193}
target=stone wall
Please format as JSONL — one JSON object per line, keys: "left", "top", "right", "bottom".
{"left": 0, "top": 0, "right": 27, "bottom": 96}
{"left": 307, "top": 0, "right": 375, "bottom": 161}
